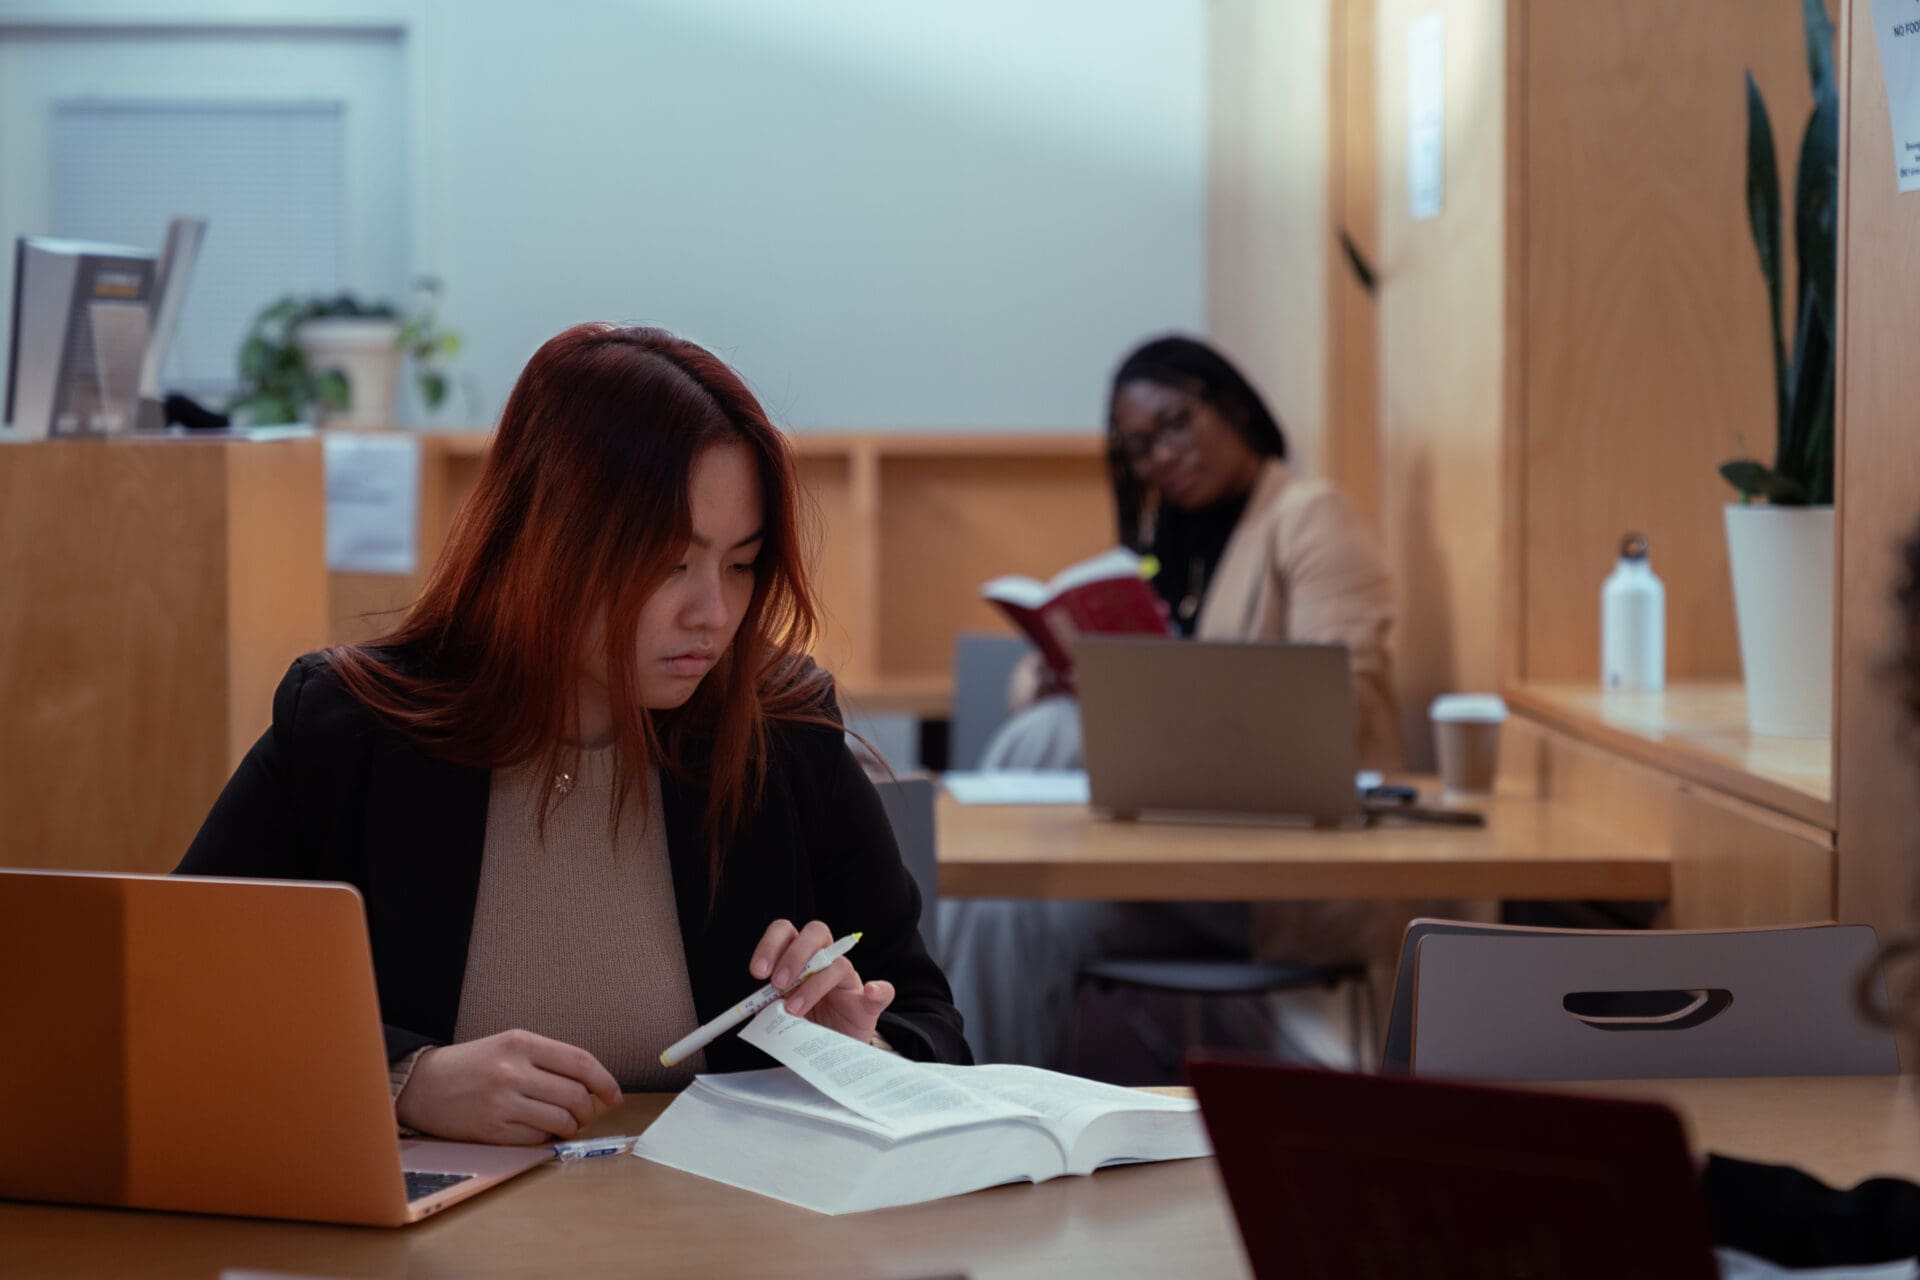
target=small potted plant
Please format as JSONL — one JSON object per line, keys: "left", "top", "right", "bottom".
{"left": 1720, "top": 0, "right": 1837, "bottom": 738}
{"left": 229, "top": 278, "right": 460, "bottom": 427}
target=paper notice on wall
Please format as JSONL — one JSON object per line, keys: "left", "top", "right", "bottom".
{"left": 1870, "top": 0, "right": 1920, "bottom": 193}
{"left": 324, "top": 433, "right": 420, "bottom": 573}
{"left": 1408, "top": 11, "right": 1445, "bottom": 220}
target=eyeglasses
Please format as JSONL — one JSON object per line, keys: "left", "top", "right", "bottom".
{"left": 1113, "top": 401, "right": 1197, "bottom": 467}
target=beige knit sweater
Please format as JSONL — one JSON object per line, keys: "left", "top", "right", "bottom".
{"left": 449, "top": 746, "right": 705, "bottom": 1091}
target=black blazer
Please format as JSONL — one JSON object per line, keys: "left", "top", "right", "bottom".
{"left": 176, "top": 653, "right": 970, "bottom": 1073}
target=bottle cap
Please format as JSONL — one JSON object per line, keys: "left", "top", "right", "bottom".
{"left": 1619, "top": 532, "right": 1649, "bottom": 561}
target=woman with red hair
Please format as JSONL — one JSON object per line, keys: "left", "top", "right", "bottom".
{"left": 178, "top": 323, "right": 968, "bottom": 1144}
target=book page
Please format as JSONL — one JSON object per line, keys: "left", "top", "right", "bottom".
{"left": 741, "top": 1004, "right": 1030, "bottom": 1138}
{"left": 924, "top": 1062, "right": 1196, "bottom": 1150}
{"left": 979, "top": 574, "right": 1048, "bottom": 610}
{"left": 1047, "top": 546, "right": 1148, "bottom": 596}
{"left": 941, "top": 770, "right": 1089, "bottom": 806}
{"left": 687, "top": 1067, "right": 910, "bottom": 1141}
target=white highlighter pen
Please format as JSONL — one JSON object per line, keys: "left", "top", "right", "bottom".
{"left": 552, "top": 1135, "right": 640, "bottom": 1162}
{"left": 658, "top": 932, "right": 861, "bottom": 1067}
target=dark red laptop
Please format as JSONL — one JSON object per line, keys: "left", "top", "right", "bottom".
{"left": 1187, "top": 1056, "right": 1719, "bottom": 1279}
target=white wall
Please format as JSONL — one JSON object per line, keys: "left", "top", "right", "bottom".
{"left": 0, "top": 0, "right": 1207, "bottom": 431}
{"left": 415, "top": 0, "right": 1208, "bottom": 429}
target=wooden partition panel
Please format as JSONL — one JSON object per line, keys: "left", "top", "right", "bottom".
{"left": 1515, "top": 3, "right": 1821, "bottom": 681}
{"left": 1327, "top": 0, "right": 1382, "bottom": 530}
{"left": 0, "top": 439, "right": 327, "bottom": 872}
{"left": 1506, "top": 715, "right": 1835, "bottom": 929}
{"left": 1377, "top": 0, "right": 1508, "bottom": 769}
{"left": 1835, "top": 0, "right": 1920, "bottom": 943}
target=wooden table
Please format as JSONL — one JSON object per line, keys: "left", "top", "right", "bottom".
{"left": 936, "top": 789, "right": 1671, "bottom": 902}
{"left": 0, "top": 1094, "right": 1245, "bottom": 1279}
{"left": 5, "top": 1078, "right": 1919, "bottom": 1279}
{"left": 1576, "top": 1075, "right": 1920, "bottom": 1188}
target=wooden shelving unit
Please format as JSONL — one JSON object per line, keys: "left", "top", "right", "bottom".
{"left": 325, "top": 428, "right": 1112, "bottom": 714}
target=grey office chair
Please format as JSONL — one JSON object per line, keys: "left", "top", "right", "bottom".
{"left": 947, "top": 632, "right": 1034, "bottom": 771}
{"left": 1381, "top": 919, "right": 1523, "bottom": 1071}
{"left": 1388, "top": 917, "right": 1897, "bottom": 1080}
{"left": 872, "top": 775, "right": 939, "bottom": 955}
{"left": 1078, "top": 951, "right": 1375, "bottom": 1075}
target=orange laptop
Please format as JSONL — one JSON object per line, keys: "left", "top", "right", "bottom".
{"left": 0, "top": 869, "right": 550, "bottom": 1226}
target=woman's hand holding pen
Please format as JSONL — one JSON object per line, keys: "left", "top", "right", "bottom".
{"left": 395, "top": 1029, "right": 623, "bottom": 1146}
{"left": 752, "top": 918, "right": 894, "bottom": 1044}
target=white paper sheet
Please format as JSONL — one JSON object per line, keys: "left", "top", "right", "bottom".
{"left": 323, "top": 432, "right": 420, "bottom": 573}
{"left": 1870, "top": 0, "right": 1920, "bottom": 193}
{"left": 738, "top": 1004, "right": 1029, "bottom": 1136}
{"left": 941, "top": 769, "right": 1090, "bottom": 806}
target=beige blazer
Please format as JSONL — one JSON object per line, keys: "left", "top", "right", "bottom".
{"left": 1002, "top": 460, "right": 1404, "bottom": 772}
{"left": 1194, "top": 460, "right": 1403, "bottom": 771}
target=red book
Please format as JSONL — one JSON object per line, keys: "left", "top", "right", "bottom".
{"left": 980, "top": 548, "right": 1171, "bottom": 692}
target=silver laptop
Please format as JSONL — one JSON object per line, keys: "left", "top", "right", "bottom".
{"left": 0, "top": 869, "right": 550, "bottom": 1226}
{"left": 1075, "top": 638, "right": 1361, "bottom": 825}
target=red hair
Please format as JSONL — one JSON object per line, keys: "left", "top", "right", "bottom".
{"left": 325, "top": 323, "right": 833, "bottom": 892}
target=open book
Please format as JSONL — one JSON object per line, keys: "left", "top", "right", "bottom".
{"left": 632, "top": 1004, "right": 1208, "bottom": 1214}
{"left": 980, "top": 547, "right": 1172, "bottom": 690}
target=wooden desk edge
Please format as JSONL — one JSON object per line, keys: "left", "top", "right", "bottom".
{"left": 1505, "top": 683, "right": 1835, "bottom": 831}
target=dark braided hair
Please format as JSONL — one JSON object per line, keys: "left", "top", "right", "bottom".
{"left": 1105, "top": 335, "right": 1288, "bottom": 549}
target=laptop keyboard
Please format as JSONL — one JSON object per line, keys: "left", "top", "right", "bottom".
{"left": 404, "top": 1170, "right": 476, "bottom": 1202}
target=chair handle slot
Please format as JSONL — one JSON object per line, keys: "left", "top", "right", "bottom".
{"left": 1561, "top": 988, "right": 1733, "bottom": 1031}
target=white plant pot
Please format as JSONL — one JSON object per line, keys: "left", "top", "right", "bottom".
{"left": 295, "top": 317, "right": 402, "bottom": 427}
{"left": 1723, "top": 503, "right": 1834, "bottom": 738}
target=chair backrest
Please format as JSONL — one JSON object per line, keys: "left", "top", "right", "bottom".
{"left": 948, "top": 632, "right": 1033, "bottom": 771}
{"left": 1406, "top": 921, "right": 1897, "bottom": 1080}
{"left": 872, "top": 775, "right": 939, "bottom": 952}
{"left": 1382, "top": 918, "right": 1549, "bottom": 1071}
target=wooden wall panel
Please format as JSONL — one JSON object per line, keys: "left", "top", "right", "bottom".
{"left": 1517, "top": 3, "right": 1820, "bottom": 681}
{"left": 1835, "top": 0, "right": 1920, "bottom": 946}
{"left": 1377, "top": 0, "right": 1508, "bottom": 769}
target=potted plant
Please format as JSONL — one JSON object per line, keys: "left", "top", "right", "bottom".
{"left": 229, "top": 278, "right": 460, "bottom": 428}
{"left": 1720, "top": 0, "right": 1837, "bottom": 738}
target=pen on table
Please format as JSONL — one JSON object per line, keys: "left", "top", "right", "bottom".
{"left": 659, "top": 931, "right": 862, "bottom": 1067}
{"left": 552, "top": 1135, "right": 642, "bottom": 1161}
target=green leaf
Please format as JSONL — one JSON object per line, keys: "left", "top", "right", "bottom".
{"left": 238, "top": 335, "right": 276, "bottom": 382}
{"left": 1745, "top": 72, "right": 1786, "bottom": 446}
{"left": 1720, "top": 459, "right": 1811, "bottom": 504}
{"left": 1793, "top": 84, "right": 1839, "bottom": 340}
{"left": 316, "top": 368, "right": 351, "bottom": 412}
{"left": 1803, "top": 0, "right": 1836, "bottom": 95}
{"left": 436, "top": 332, "right": 462, "bottom": 358}
{"left": 418, "top": 371, "right": 448, "bottom": 409}
{"left": 1782, "top": 289, "right": 1833, "bottom": 498}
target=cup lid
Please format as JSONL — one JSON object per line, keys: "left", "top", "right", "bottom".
{"left": 1430, "top": 693, "right": 1508, "bottom": 723}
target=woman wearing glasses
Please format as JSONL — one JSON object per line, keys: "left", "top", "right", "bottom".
{"left": 977, "top": 334, "right": 1400, "bottom": 772}
{"left": 945, "top": 334, "right": 1403, "bottom": 1069}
